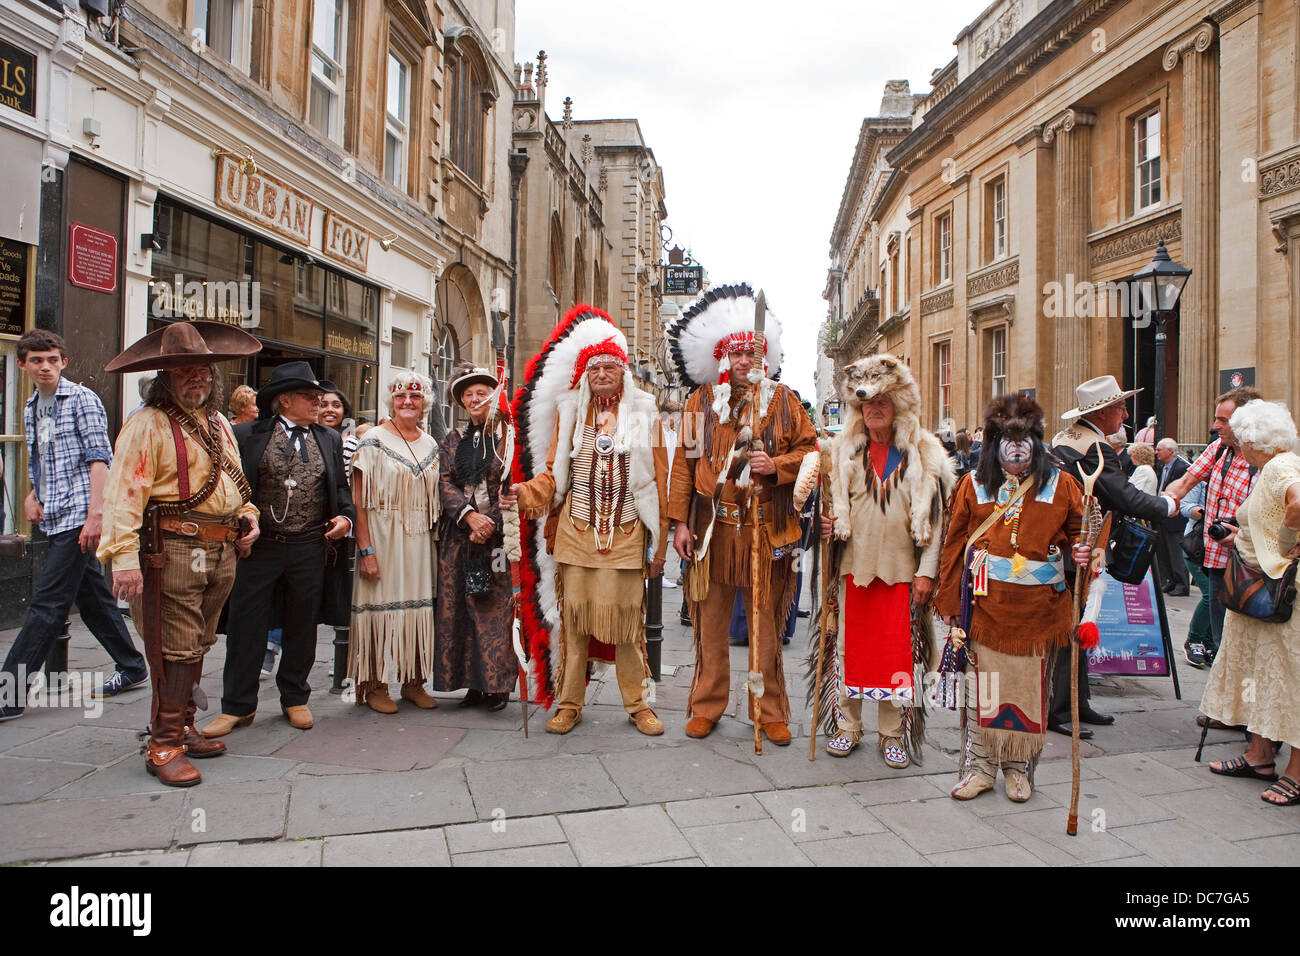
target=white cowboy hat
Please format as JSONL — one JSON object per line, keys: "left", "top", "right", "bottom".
{"left": 1060, "top": 375, "right": 1143, "bottom": 420}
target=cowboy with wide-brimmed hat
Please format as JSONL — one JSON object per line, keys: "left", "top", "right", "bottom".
{"left": 98, "top": 321, "right": 262, "bottom": 788}
{"left": 1049, "top": 373, "right": 1183, "bottom": 740}
{"left": 201, "top": 359, "right": 356, "bottom": 742}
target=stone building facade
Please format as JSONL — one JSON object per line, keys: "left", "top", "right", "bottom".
{"left": 0, "top": 0, "right": 515, "bottom": 620}
{"left": 511, "top": 52, "right": 667, "bottom": 393}
{"left": 824, "top": 0, "right": 1300, "bottom": 443}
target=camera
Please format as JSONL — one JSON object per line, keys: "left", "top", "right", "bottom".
{"left": 1208, "top": 519, "right": 1237, "bottom": 541}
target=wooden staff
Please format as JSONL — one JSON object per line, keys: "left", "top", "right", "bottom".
{"left": 1067, "top": 455, "right": 1105, "bottom": 836}
{"left": 747, "top": 294, "right": 768, "bottom": 756}
{"left": 809, "top": 464, "right": 834, "bottom": 761}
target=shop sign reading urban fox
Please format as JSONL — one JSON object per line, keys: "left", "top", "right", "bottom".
{"left": 214, "top": 154, "right": 314, "bottom": 247}
{"left": 322, "top": 212, "right": 369, "bottom": 271}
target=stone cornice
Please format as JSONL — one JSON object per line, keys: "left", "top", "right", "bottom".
{"left": 1088, "top": 209, "right": 1182, "bottom": 265}
{"left": 1040, "top": 108, "right": 1095, "bottom": 145}
{"left": 967, "top": 258, "right": 1019, "bottom": 298}
{"left": 1260, "top": 146, "right": 1300, "bottom": 200}
{"left": 921, "top": 286, "right": 954, "bottom": 316}
{"left": 1162, "top": 21, "right": 1216, "bottom": 71}
{"left": 1209, "top": 0, "right": 1260, "bottom": 25}
{"left": 888, "top": 0, "right": 1122, "bottom": 170}
{"left": 968, "top": 293, "right": 1015, "bottom": 332}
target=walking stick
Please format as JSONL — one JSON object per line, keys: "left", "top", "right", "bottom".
{"left": 809, "top": 463, "right": 834, "bottom": 761}
{"left": 746, "top": 291, "right": 768, "bottom": 756}
{"left": 1068, "top": 455, "right": 1106, "bottom": 836}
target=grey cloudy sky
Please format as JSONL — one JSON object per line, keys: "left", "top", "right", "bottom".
{"left": 516, "top": 0, "right": 980, "bottom": 398}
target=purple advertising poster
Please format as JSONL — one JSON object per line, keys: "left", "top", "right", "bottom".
{"left": 1087, "top": 569, "right": 1169, "bottom": 676}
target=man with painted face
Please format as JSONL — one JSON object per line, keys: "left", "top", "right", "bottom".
{"left": 937, "top": 395, "right": 1089, "bottom": 803}
{"left": 1050, "top": 376, "right": 1181, "bottom": 737}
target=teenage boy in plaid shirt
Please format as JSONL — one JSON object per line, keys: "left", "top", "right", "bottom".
{"left": 0, "top": 331, "right": 148, "bottom": 721}
{"left": 1164, "top": 386, "right": 1262, "bottom": 668}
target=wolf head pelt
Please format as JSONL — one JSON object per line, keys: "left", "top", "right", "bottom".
{"left": 831, "top": 354, "right": 954, "bottom": 547}
{"left": 976, "top": 393, "right": 1056, "bottom": 497}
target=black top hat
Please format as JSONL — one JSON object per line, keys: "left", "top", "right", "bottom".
{"left": 256, "top": 361, "right": 322, "bottom": 418}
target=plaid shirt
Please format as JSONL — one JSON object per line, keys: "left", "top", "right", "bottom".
{"left": 1186, "top": 437, "right": 1257, "bottom": 570}
{"left": 24, "top": 377, "right": 113, "bottom": 536}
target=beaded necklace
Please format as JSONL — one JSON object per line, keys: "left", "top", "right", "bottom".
{"left": 997, "top": 470, "right": 1028, "bottom": 575}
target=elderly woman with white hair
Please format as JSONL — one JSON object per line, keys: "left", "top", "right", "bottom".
{"left": 347, "top": 370, "right": 441, "bottom": 713}
{"left": 1202, "top": 399, "right": 1300, "bottom": 805}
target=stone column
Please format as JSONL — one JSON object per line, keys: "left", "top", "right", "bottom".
{"left": 1165, "top": 21, "right": 1219, "bottom": 441}
{"left": 1042, "top": 109, "right": 1095, "bottom": 421}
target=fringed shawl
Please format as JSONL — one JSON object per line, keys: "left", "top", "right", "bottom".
{"left": 352, "top": 426, "right": 441, "bottom": 535}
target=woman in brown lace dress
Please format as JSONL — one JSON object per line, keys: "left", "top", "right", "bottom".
{"left": 433, "top": 364, "right": 516, "bottom": 711}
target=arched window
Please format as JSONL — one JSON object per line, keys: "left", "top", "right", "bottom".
{"left": 573, "top": 238, "right": 585, "bottom": 305}
{"left": 548, "top": 214, "right": 564, "bottom": 308}
{"left": 444, "top": 31, "right": 495, "bottom": 187}
{"left": 435, "top": 326, "right": 459, "bottom": 432}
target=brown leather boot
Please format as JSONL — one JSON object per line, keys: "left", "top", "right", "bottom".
{"left": 181, "top": 661, "right": 225, "bottom": 759}
{"left": 145, "top": 661, "right": 202, "bottom": 787}
{"left": 363, "top": 682, "right": 398, "bottom": 714}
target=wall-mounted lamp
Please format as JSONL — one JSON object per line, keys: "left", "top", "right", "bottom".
{"left": 378, "top": 234, "right": 398, "bottom": 251}
{"left": 212, "top": 147, "right": 258, "bottom": 176}
{"left": 140, "top": 233, "right": 163, "bottom": 252}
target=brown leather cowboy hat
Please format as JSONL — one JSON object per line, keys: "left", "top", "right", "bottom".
{"left": 106, "top": 321, "right": 261, "bottom": 374}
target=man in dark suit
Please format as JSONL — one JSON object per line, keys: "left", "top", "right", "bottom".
{"left": 201, "top": 362, "right": 355, "bottom": 737}
{"left": 1155, "top": 438, "right": 1190, "bottom": 596}
{"left": 1051, "top": 376, "right": 1182, "bottom": 739}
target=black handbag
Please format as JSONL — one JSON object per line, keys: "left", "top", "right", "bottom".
{"left": 1219, "top": 549, "right": 1299, "bottom": 623}
{"left": 464, "top": 545, "right": 494, "bottom": 597}
{"left": 1181, "top": 518, "right": 1205, "bottom": 565}
{"left": 1106, "top": 515, "right": 1159, "bottom": 584}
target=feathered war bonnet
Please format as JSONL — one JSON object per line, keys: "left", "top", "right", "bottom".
{"left": 508, "top": 303, "right": 631, "bottom": 709}
{"left": 665, "top": 283, "right": 784, "bottom": 423}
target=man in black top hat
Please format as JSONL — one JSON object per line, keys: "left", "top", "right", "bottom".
{"left": 201, "top": 361, "right": 355, "bottom": 737}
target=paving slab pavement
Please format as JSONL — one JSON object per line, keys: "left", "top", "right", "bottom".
{"left": 3, "top": 590, "right": 1298, "bottom": 866}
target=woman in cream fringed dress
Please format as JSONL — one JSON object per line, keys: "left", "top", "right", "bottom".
{"left": 1202, "top": 399, "right": 1300, "bottom": 805}
{"left": 348, "top": 371, "right": 441, "bottom": 713}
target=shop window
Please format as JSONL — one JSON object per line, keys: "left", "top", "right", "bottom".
{"left": 384, "top": 50, "right": 409, "bottom": 190}
{"left": 325, "top": 273, "right": 378, "bottom": 362}
{"left": 309, "top": 0, "right": 348, "bottom": 144}
{"left": 256, "top": 246, "right": 324, "bottom": 349}
{"left": 325, "top": 355, "right": 376, "bottom": 425}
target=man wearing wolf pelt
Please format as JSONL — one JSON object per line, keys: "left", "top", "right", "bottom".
{"left": 817, "top": 354, "right": 955, "bottom": 767}
{"left": 936, "top": 395, "right": 1089, "bottom": 802}
{"left": 667, "top": 284, "right": 816, "bottom": 746}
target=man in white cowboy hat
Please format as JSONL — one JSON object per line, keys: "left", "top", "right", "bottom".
{"left": 1050, "top": 374, "right": 1182, "bottom": 737}
{"left": 202, "top": 360, "right": 355, "bottom": 739}
{"left": 97, "top": 320, "right": 263, "bottom": 786}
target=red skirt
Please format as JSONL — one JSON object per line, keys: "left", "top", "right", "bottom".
{"left": 842, "top": 574, "right": 914, "bottom": 702}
